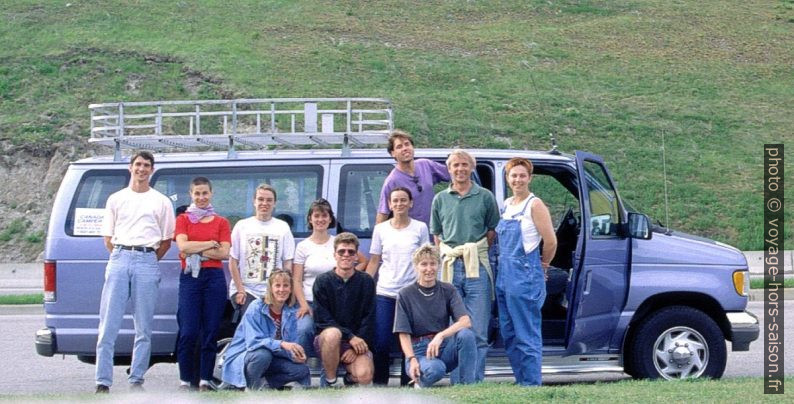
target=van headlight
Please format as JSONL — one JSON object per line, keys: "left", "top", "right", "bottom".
{"left": 732, "top": 270, "right": 749, "bottom": 297}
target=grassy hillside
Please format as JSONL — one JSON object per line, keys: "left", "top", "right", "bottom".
{"left": 1, "top": 0, "right": 791, "bottom": 251}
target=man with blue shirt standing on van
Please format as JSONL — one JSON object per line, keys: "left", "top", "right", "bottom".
{"left": 430, "top": 149, "right": 499, "bottom": 383}
{"left": 95, "top": 151, "right": 175, "bottom": 393}
{"left": 376, "top": 130, "right": 450, "bottom": 226}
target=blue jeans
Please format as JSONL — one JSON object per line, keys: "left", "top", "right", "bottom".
{"left": 450, "top": 258, "right": 492, "bottom": 382}
{"left": 95, "top": 248, "right": 160, "bottom": 386}
{"left": 373, "top": 294, "right": 398, "bottom": 385}
{"left": 244, "top": 348, "right": 310, "bottom": 389}
{"left": 406, "top": 328, "right": 476, "bottom": 387}
{"left": 176, "top": 268, "right": 227, "bottom": 383}
{"left": 296, "top": 305, "right": 315, "bottom": 357}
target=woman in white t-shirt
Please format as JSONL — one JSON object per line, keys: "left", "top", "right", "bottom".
{"left": 292, "top": 198, "right": 365, "bottom": 355}
{"left": 366, "top": 187, "right": 430, "bottom": 385}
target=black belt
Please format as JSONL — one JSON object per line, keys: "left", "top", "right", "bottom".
{"left": 117, "top": 245, "right": 155, "bottom": 253}
{"left": 411, "top": 333, "right": 437, "bottom": 343}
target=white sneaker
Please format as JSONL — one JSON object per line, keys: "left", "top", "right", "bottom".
{"left": 282, "top": 381, "right": 305, "bottom": 390}
{"left": 322, "top": 377, "right": 343, "bottom": 388}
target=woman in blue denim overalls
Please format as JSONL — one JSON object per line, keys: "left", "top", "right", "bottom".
{"left": 495, "top": 157, "right": 557, "bottom": 386}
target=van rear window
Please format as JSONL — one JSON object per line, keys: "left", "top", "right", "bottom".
{"left": 65, "top": 170, "right": 130, "bottom": 236}
{"left": 152, "top": 166, "right": 323, "bottom": 237}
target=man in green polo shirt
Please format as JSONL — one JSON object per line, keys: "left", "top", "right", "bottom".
{"left": 430, "top": 149, "right": 499, "bottom": 382}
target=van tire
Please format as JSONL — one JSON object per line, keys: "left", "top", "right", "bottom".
{"left": 628, "top": 306, "right": 726, "bottom": 380}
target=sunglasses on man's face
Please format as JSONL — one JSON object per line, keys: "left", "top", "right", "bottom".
{"left": 335, "top": 248, "right": 357, "bottom": 257}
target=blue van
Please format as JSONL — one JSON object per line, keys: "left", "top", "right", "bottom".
{"left": 35, "top": 98, "right": 758, "bottom": 382}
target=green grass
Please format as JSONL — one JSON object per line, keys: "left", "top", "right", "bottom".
{"left": 1, "top": 0, "right": 791, "bottom": 250}
{"left": 420, "top": 378, "right": 792, "bottom": 403}
{"left": 5, "top": 377, "right": 790, "bottom": 402}
{"left": 0, "top": 218, "right": 28, "bottom": 242}
{"left": 750, "top": 277, "right": 794, "bottom": 289}
{"left": 0, "top": 293, "right": 42, "bottom": 305}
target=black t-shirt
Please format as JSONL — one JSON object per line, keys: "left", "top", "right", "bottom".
{"left": 312, "top": 269, "right": 376, "bottom": 346}
{"left": 393, "top": 281, "right": 467, "bottom": 337}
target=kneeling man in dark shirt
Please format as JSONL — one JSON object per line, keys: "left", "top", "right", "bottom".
{"left": 394, "top": 244, "right": 476, "bottom": 387}
{"left": 312, "top": 232, "right": 375, "bottom": 387}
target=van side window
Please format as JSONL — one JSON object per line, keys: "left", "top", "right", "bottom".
{"left": 475, "top": 162, "right": 494, "bottom": 192}
{"left": 516, "top": 173, "right": 580, "bottom": 228}
{"left": 65, "top": 170, "right": 129, "bottom": 236}
{"left": 338, "top": 164, "right": 391, "bottom": 238}
{"left": 151, "top": 166, "right": 322, "bottom": 237}
{"left": 583, "top": 161, "right": 621, "bottom": 237}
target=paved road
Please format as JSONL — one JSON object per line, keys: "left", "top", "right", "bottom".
{"left": 0, "top": 301, "right": 788, "bottom": 396}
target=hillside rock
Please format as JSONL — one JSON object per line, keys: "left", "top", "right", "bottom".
{"left": 0, "top": 140, "right": 92, "bottom": 262}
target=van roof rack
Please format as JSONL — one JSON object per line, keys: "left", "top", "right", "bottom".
{"left": 89, "top": 98, "right": 394, "bottom": 161}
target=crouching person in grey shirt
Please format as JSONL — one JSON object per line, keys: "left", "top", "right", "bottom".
{"left": 394, "top": 244, "right": 476, "bottom": 387}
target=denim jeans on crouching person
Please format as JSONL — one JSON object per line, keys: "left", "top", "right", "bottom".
{"left": 243, "top": 348, "right": 310, "bottom": 389}
{"left": 176, "top": 268, "right": 227, "bottom": 384}
{"left": 95, "top": 248, "right": 160, "bottom": 387}
{"left": 406, "top": 328, "right": 476, "bottom": 387}
{"left": 296, "top": 304, "right": 315, "bottom": 357}
{"left": 449, "top": 258, "right": 492, "bottom": 383}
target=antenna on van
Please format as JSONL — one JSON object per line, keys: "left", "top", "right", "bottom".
{"left": 548, "top": 133, "right": 560, "bottom": 155}
{"left": 524, "top": 58, "right": 559, "bottom": 154}
{"left": 661, "top": 131, "right": 670, "bottom": 228}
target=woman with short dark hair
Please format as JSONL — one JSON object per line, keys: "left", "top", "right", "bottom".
{"left": 174, "top": 177, "right": 231, "bottom": 391}
{"left": 366, "top": 187, "right": 430, "bottom": 385}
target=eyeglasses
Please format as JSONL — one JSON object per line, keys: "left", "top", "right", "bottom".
{"left": 411, "top": 176, "right": 423, "bottom": 193}
{"left": 335, "top": 248, "right": 357, "bottom": 257}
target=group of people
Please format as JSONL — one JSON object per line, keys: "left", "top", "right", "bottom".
{"left": 93, "top": 129, "right": 557, "bottom": 393}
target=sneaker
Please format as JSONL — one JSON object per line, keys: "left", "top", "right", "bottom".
{"left": 129, "top": 382, "right": 145, "bottom": 392}
{"left": 320, "top": 376, "right": 343, "bottom": 388}
{"left": 178, "top": 384, "right": 192, "bottom": 392}
{"left": 280, "top": 381, "right": 305, "bottom": 390}
{"left": 198, "top": 384, "right": 213, "bottom": 392}
{"left": 95, "top": 384, "right": 109, "bottom": 394}
{"left": 343, "top": 372, "right": 356, "bottom": 386}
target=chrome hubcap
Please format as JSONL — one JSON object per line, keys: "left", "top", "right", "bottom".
{"left": 653, "top": 326, "right": 708, "bottom": 379}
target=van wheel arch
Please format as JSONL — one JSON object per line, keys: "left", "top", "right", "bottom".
{"left": 622, "top": 292, "right": 729, "bottom": 377}
{"left": 626, "top": 305, "right": 726, "bottom": 379}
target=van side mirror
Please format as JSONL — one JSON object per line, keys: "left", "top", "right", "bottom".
{"left": 628, "top": 212, "right": 652, "bottom": 240}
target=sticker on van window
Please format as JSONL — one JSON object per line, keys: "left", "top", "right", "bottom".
{"left": 74, "top": 208, "right": 105, "bottom": 236}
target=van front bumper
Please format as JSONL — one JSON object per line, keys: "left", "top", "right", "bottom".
{"left": 727, "top": 311, "right": 759, "bottom": 351}
{"left": 35, "top": 327, "right": 56, "bottom": 357}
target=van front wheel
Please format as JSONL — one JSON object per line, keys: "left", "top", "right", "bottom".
{"left": 628, "top": 306, "right": 726, "bottom": 380}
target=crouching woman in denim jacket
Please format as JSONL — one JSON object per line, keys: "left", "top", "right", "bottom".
{"left": 222, "top": 270, "right": 310, "bottom": 390}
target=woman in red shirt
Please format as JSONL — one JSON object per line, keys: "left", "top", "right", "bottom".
{"left": 174, "top": 177, "right": 231, "bottom": 391}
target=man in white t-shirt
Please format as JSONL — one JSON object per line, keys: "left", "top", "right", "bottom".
{"left": 95, "top": 151, "right": 175, "bottom": 394}
{"left": 228, "top": 183, "right": 295, "bottom": 316}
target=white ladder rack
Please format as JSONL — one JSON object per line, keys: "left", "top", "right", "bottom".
{"left": 89, "top": 98, "right": 393, "bottom": 160}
